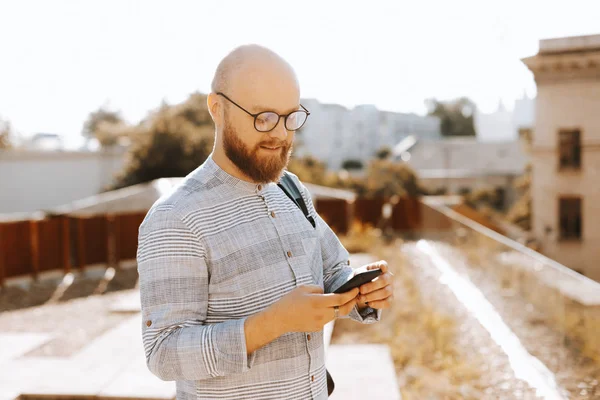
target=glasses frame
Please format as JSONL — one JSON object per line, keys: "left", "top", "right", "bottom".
{"left": 216, "top": 92, "right": 310, "bottom": 132}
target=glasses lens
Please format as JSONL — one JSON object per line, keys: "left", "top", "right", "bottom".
{"left": 286, "top": 111, "right": 308, "bottom": 130}
{"left": 255, "top": 112, "right": 279, "bottom": 132}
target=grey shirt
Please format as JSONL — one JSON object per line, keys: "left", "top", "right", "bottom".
{"left": 137, "top": 155, "right": 381, "bottom": 399}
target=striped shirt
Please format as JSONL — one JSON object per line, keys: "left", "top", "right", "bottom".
{"left": 137, "top": 154, "right": 381, "bottom": 400}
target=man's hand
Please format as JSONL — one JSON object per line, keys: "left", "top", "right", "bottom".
{"left": 355, "top": 260, "right": 394, "bottom": 310}
{"left": 269, "top": 285, "right": 359, "bottom": 334}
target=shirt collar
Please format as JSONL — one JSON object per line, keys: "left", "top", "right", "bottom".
{"left": 203, "top": 154, "right": 275, "bottom": 194}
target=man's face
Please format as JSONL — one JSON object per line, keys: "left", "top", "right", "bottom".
{"left": 222, "top": 102, "right": 295, "bottom": 184}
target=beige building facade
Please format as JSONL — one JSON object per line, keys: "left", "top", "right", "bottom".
{"left": 522, "top": 33, "right": 600, "bottom": 280}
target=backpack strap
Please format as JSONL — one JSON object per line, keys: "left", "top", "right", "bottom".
{"left": 277, "top": 171, "right": 332, "bottom": 395}
{"left": 277, "top": 171, "right": 316, "bottom": 229}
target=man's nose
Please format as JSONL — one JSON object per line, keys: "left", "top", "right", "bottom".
{"left": 268, "top": 117, "right": 289, "bottom": 141}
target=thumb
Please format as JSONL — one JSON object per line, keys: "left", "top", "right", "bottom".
{"left": 298, "top": 284, "right": 324, "bottom": 294}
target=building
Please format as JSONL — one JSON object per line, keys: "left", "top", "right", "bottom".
{"left": 522, "top": 33, "right": 600, "bottom": 280}
{"left": 0, "top": 147, "right": 126, "bottom": 214}
{"left": 296, "top": 99, "right": 441, "bottom": 170}
{"left": 474, "top": 94, "right": 535, "bottom": 143}
{"left": 392, "top": 136, "right": 528, "bottom": 210}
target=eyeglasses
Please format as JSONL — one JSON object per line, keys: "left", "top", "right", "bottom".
{"left": 216, "top": 92, "right": 310, "bottom": 132}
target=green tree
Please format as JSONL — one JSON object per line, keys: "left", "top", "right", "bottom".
{"left": 425, "top": 97, "right": 476, "bottom": 137}
{"left": 107, "top": 93, "right": 215, "bottom": 190}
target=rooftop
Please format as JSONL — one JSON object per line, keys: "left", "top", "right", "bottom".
{"left": 539, "top": 33, "right": 600, "bottom": 55}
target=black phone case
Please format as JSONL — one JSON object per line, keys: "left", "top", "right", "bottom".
{"left": 333, "top": 269, "right": 382, "bottom": 294}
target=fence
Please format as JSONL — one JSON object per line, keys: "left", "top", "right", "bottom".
{"left": 0, "top": 196, "right": 461, "bottom": 286}
{"left": 0, "top": 212, "right": 146, "bottom": 286}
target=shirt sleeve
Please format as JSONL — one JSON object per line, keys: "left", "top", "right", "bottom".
{"left": 291, "top": 174, "right": 382, "bottom": 325}
{"left": 137, "top": 206, "right": 256, "bottom": 381}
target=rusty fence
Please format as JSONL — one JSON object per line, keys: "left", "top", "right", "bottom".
{"left": 0, "top": 212, "right": 147, "bottom": 286}
{"left": 0, "top": 197, "right": 459, "bottom": 286}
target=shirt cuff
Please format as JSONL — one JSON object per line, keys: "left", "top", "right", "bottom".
{"left": 347, "top": 303, "right": 382, "bottom": 324}
{"left": 213, "top": 317, "right": 257, "bottom": 374}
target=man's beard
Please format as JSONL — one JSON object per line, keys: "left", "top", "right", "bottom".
{"left": 222, "top": 117, "right": 293, "bottom": 184}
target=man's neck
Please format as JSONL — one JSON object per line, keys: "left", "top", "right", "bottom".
{"left": 211, "top": 149, "right": 257, "bottom": 183}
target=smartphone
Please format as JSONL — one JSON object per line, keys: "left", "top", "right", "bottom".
{"left": 333, "top": 268, "right": 382, "bottom": 294}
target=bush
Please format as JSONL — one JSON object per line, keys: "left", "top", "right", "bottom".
{"left": 106, "top": 93, "right": 215, "bottom": 190}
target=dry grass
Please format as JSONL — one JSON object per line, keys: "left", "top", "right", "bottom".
{"left": 336, "top": 224, "right": 482, "bottom": 399}
{"left": 456, "top": 232, "right": 600, "bottom": 363}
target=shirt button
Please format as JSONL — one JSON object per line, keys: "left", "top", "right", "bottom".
{"left": 311, "top": 375, "right": 315, "bottom": 382}
{"left": 146, "top": 320, "right": 152, "bottom": 327}
{"left": 287, "top": 251, "right": 292, "bottom": 258}
{"left": 270, "top": 211, "right": 276, "bottom": 218}
{"left": 257, "top": 184, "right": 262, "bottom": 191}
{"left": 307, "top": 334, "right": 311, "bottom": 341}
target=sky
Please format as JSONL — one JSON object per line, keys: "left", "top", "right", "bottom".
{"left": 1, "top": 0, "right": 599, "bottom": 141}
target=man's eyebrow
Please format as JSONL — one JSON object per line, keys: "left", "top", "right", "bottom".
{"left": 251, "top": 104, "right": 301, "bottom": 115}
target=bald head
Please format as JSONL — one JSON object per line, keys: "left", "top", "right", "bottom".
{"left": 207, "top": 44, "right": 303, "bottom": 184}
{"left": 211, "top": 44, "right": 299, "bottom": 98}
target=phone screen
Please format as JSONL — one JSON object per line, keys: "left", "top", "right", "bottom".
{"left": 333, "top": 268, "right": 382, "bottom": 294}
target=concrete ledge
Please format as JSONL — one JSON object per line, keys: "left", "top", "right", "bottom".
{"left": 327, "top": 344, "right": 401, "bottom": 400}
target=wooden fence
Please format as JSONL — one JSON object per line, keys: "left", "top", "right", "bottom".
{"left": 0, "top": 197, "right": 458, "bottom": 286}
{"left": 0, "top": 212, "right": 147, "bottom": 286}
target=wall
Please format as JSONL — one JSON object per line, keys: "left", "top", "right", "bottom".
{"left": 0, "top": 148, "right": 126, "bottom": 214}
{"left": 532, "top": 79, "right": 600, "bottom": 280}
{"left": 297, "top": 99, "right": 440, "bottom": 170}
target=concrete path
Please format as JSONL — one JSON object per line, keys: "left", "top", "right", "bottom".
{"left": 327, "top": 344, "right": 401, "bottom": 400}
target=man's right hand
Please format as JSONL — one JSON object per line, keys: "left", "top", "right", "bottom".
{"left": 269, "top": 285, "right": 359, "bottom": 334}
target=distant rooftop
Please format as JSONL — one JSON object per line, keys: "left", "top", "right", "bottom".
{"left": 539, "top": 33, "right": 600, "bottom": 55}
{"left": 0, "top": 175, "right": 356, "bottom": 222}
{"left": 392, "top": 136, "right": 527, "bottom": 177}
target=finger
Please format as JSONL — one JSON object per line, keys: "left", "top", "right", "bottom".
{"left": 318, "top": 288, "right": 359, "bottom": 307}
{"left": 338, "top": 298, "right": 358, "bottom": 317}
{"left": 357, "top": 285, "right": 392, "bottom": 303}
{"left": 299, "top": 285, "right": 324, "bottom": 294}
{"left": 365, "top": 295, "right": 393, "bottom": 309}
{"left": 359, "top": 272, "right": 392, "bottom": 295}
{"left": 366, "top": 260, "right": 388, "bottom": 274}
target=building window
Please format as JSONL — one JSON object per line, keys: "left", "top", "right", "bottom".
{"left": 558, "top": 129, "right": 581, "bottom": 169}
{"left": 559, "top": 197, "right": 582, "bottom": 240}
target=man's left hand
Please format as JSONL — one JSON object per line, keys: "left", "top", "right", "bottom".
{"left": 355, "top": 260, "right": 394, "bottom": 310}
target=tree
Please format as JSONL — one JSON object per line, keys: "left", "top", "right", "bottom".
{"left": 363, "top": 159, "right": 422, "bottom": 197}
{"left": 465, "top": 187, "right": 501, "bottom": 210}
{"left": 425, "top": 97, "right": 476, "bottom": 137}
{"left": 341, "top": 159, "right": 364, "bottom": 170}
{"left": 287, "top": 155, "right": 328, "bottom": 185}
{"left": 82, "top": 107, "right": 125, "bottom": 146}
{"left": 106, "top": 93, "right": 215, "bottom": 190}
{"left": 0, "top": 117, "right": 13, "bottom": 149}
{"left": 375, "top": 146, "right": 392, "bottom": 160}
{"left": 505, "top": 163, "right": 531, "bottom": 230}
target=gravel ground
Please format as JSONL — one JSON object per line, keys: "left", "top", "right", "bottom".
{"left": 332, "top": 242, "right": 544, "bottom": 399}
{"left": 430, "top": 240, "right": 600, "bottom": 400}
{"left": 0, "top": 265, "right": 140, "bottom": 357}
{"left": 403, "top": 243, "right": 547, "bottom": 399}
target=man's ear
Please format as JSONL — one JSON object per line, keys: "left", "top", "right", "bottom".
{"left": 207, "top": 93, "right": 222, "bottom": 124}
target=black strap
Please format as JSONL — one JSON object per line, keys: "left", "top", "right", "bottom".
{"left": 277, "top": 171, "right": 316, "bottom": 228}
{"left": 277, "top": 172, "right": 334, "bottom": 396}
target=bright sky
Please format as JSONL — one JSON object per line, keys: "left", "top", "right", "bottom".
{"left": 1, "top": 0, "right": 599, "bottom": 140}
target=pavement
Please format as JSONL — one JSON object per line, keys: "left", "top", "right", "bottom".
{"left": 0, "top": 252, "right": 400, "bottom": 399}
